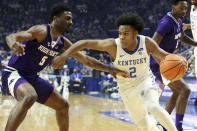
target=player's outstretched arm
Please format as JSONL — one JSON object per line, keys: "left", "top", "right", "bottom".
{"left": 52, "top": 38, "right": 129, "bottom": 78}
{"left": 52, "top": 38, "right": 116, "bottom": 69}
{"left": 5, "top": 25, "right": 46, "bottom": 56}
{"left": 180, "top": 31, "right": 197, "bottom": 46}
{"left": 146, "top": 37, "right": 170, "bottom": 63}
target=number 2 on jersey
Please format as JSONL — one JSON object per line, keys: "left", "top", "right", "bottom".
{"left": 129, "top": 67, "right": 136, "bottom": 78}
{"left": 39, "top": 56, "right": 48, "bottom": 66}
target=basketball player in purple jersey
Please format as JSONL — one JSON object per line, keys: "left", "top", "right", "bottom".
{"left": 2, "top": 5, "right": 129, "bottom": 131}
{"left": 150, "top": 0, "right": 197, "bottom": 130}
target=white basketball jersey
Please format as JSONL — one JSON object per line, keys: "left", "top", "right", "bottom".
{"left": 113, "top": 35, "right": 154, "bottom": 91}
{"left": 190, "top": 5, "right": 197, "bottom": 41}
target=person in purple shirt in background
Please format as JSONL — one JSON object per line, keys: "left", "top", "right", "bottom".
{"left": 1, "top": 4, "right": 129, "bottom": 131}
{"left": 150, "top": 0, "right": 197, "bottom": 130}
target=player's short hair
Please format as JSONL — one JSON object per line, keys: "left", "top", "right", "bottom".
{"left": 50, "top": 4, "right": 71, "bottom": 21}
{"left": 171, "top": 0, "right": 187, "bottom": 5}
{"left": 116, "top": 13, "right": 144, "bottom": 33}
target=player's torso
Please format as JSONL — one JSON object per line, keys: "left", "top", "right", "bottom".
{"left": 159, "top": 13, "right": 182, "bottom": 53}
{"left": 190, "top": 5, "right": 197, "bottom": 41}
{"left": 113, "top": 35, "right": 153, "bottom": 89}
{"left": 8, "top": 24, "right": 64, "bottom": 75}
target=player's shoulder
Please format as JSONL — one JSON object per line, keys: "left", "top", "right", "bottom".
{"left": 104, "top": 38, "right": 116, "bottom": 44}
{"left": 159, "top": 15, "right": 172, "bottom": 25}
{"left": 145, "top": 36, "right": 152, "bottom": 44}
{"left": 144, "top": 36, "right": 157, "bottom": 47}
{"left": 27, "top": 24, "right": 48, "bottom": 42}
{"left": 29, "top": 24, "right": 47, "bottom": 33}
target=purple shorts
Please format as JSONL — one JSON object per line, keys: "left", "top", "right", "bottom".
{"left": 1, "top": 67, "right": 54, "bottom": 104}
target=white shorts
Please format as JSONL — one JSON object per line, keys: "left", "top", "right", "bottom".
{"left": 119, "top": 77, "right": 162, "bottom": 123}
{"left": 2, "top": 67, "right": 27, "bottom": 98}
{"left": 194, "top": 47, "right": 197, "bottom": 77}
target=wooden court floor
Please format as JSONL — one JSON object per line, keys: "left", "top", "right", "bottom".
{"left": 0, "top": 95, "right": 139, "bottom": 131}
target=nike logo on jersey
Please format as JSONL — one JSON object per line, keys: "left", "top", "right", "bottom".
{"left": 138, "top": 48, "right": 144, "bottom": 55}
{"left": 9, "top": 79, "right": 14, "bottom": 86}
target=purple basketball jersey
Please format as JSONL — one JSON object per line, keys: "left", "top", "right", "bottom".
{"left": 8, "top": 24, "right": 64, "bottom": 77}
{"left": 150, "top": 12, "right": 183, "bottom": 81}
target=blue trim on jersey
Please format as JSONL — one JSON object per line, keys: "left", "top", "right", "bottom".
{"left": 122, "top": 36, "right": 140, "bottom": 55}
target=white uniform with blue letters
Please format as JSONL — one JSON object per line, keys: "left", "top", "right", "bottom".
{"left": 113, "top": 35, "right": 161, "bottom": 123}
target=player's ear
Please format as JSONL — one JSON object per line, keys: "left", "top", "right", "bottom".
{"left": 53, "top": 16, "right": 58, "bottom": 22}
{"left": 171, "top": 5, "right": 175, "bottom": 11}
{"left": 134, "top": 30, "right": 138, "bottom": 35}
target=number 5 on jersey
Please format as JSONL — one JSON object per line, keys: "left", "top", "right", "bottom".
{"left": 39, "top": 56, "right": 48, "bottom": 66}
{"left": 129, "top": 67, "right": 136, "bottom": 78}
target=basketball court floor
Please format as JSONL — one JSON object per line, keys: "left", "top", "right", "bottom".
{"left": 0, "top": 92, "right": 197, "bottom": 131}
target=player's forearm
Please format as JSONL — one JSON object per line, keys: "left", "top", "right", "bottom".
{"left": 6, "top": 34, "right": 17, "bottom": 49}
{"left": 181, "top": 34, "right": 197, "bottom": 46}
{"left": 62, "top": 40, "right": 87, "bottom": 58}
{"left": 84, "top": 56, "right": 112, "bottom": 73}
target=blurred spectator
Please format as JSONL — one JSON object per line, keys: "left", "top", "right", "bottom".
{"left": 70, "top": 68, "right": 84, "bottom": 93}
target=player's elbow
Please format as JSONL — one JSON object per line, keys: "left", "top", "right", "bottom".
{"left": 76, "top": 40, "right": 88, "bottom": 48}
{"left": 5, "top": 34, "right": 12, "bottom": 43}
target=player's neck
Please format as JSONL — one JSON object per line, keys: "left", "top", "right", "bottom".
{"left": 50, "top": 23, "right": 61, "bottom": 41}
{"left": 171, "top": 11, "right": 179, "bottom": 21}
{"left": 125, "top": 38, "right": 138, "bottom": 52}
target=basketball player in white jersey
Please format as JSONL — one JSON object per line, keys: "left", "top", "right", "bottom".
{"left": 183, "top": 0, "right": 197, "bottom": 77}
{"left": 52, "top": 13, "right": 177, "bottom": 131}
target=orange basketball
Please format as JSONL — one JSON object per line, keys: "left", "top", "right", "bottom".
{"left": 160, "top": 54, "right": 188, "bottom": 81}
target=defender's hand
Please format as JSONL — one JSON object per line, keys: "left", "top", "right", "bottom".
{"left": 11, "top": 42, "right": 26, "bottom": 56}
{"left": 182, "top": 23, "right": 188, "bottom": 31}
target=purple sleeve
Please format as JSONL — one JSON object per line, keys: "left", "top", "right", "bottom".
{"left": 156, "top": 19, "right": 171, "bottom": 37}
{"left": 178, "top": 19, "right": 183, "bottom": 32}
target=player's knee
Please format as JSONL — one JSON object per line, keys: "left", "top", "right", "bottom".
{"left": 22, "top": 93, "right": 37, "bottom": 110}
{"left": 181, "top": 86, "right": 191, "bottom": 98}
{"left": 58, "top": 99, "right": 69, "bottom": 112}
{"left": 137, "top": 116, "right": 152, "bottom": 131}
{"left": 171, "top": 90, "right": 179, "bottom": 97}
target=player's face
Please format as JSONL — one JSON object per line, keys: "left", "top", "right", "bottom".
{"left": 172, "top": 1, "right": 187, "bottom": 19}
{"left": 192, "top": 0, "right": 197, "bottom": 6}
{"left": 55, "top": 11, "right": 73, "bottom": 33}
{"left": 118, "top": 25, "right": 138, "bottom": 49}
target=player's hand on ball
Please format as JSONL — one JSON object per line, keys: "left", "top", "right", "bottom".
{"left": 11, "top": 42, "right": 26, "bottom": 56}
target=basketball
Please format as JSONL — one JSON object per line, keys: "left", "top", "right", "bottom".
{"left": 160, "top": 54, "right": 188, "bottom": 81}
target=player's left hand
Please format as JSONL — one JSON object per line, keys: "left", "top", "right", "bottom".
{"left": 52, "top": 55, "right": 67, "bottom": 69}
{"left": 109, "top": 67, "right": 130, "bottom": 78}
{"left": 182, "top": 23, "right": 188, "bottom": 31}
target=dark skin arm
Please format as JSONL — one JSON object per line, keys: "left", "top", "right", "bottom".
{"left": 180, "top": 31, "right": 197, "bottom": 46}
{"left": 5, "top": 25, "right": 47, "bottom": 56}
{"left": 151, "top": 32, "right": 165, "bottom": 63}
{"left": 52, "top": 38, "right": 116, "bottom": 69}
{"left": 53, "top": 38, "right": 129, "bottom": 78}
{"left": 153, "top": 30, "right": 197, "bottom": 48}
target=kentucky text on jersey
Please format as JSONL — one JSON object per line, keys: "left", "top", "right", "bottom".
{"left": 118, "top": 57, "right": 147, "bottom": 66}
{"left": 38, "top": 45, "right": 59, "bottom": 57}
